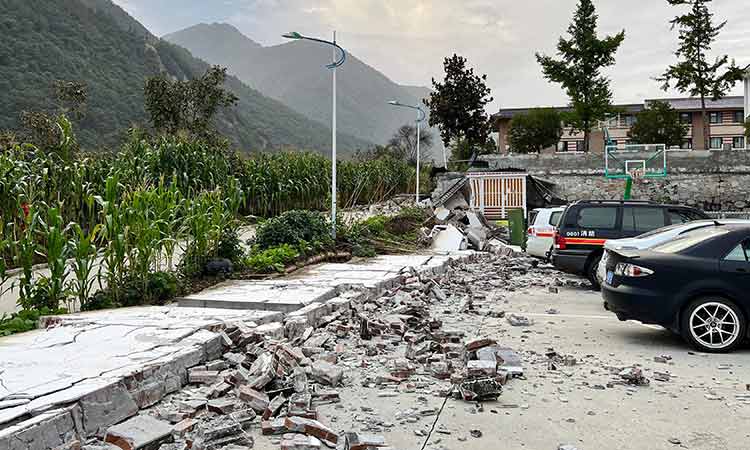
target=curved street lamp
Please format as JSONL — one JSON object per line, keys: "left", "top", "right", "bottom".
{"left": 387, "top": 100, "right": 429, "bottom": 203}
{"left": 283, "top": 31, "right": 347, "bottom": 238}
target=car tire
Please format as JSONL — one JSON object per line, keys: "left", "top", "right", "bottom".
{"left": 587, "top": 255, "right": 602, "bottom": 291}
{"left": 680, "top": 297, "right": 746, "bottom": 353}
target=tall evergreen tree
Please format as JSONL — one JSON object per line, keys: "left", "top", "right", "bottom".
{"left": 424, "top": 55, "right": 493, "bottom": 158}
{"left": 536, "top": 0, "right": 625, "bottom": 152}
{"left": 658, "top": 0, "right": 745, "bottom": 150}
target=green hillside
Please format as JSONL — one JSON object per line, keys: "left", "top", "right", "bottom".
{"left": 164, "top": 23, "right": 444, "bottom": 158}
{"left": 0, "top": 0, "right": 369, "bottom": 153}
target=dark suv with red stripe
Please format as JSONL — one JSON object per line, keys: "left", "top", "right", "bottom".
{"left": 552, "top": 200, "right": 708, "bottom": 288}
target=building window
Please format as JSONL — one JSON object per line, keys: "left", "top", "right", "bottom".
{"left": 734, "top": 111, "right": 746, "bottom": 124}
{"left": 733, "top": 136, "right": 745, "bottom": 149}
{"left": 679, "top": 112, "right": 692, "bottom": 124}
{"left": 680, "top": 140, "right": 692, "bottom": 150}
{"left": 710, "top": 137, "right": 723, "bottom": 149}
{"left": 709, "top": 112, "right": 721, "bottom": 124}
{"left": 619, "top": 115, "right": 636, "bottom": 127}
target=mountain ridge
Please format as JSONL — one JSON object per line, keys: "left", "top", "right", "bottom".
{"left": 0, "top": 0, "right": 369, "bottom": 153}
{"left": 164, "top": 23, "right": 444, "bottom": 159}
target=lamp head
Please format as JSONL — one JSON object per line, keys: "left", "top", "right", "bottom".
{"left": 282, "top": 31, "right": 303, "bottom": 39}
{"left": 387, "top": 100, "right": 400, "bottom": 106}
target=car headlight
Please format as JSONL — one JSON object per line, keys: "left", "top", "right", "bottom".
{"left": 614, "top": 263, "right": 654, "bottom": 278}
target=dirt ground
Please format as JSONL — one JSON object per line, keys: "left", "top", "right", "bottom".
{"left": 253, "top": 271, "right": 750, "bottom": 450}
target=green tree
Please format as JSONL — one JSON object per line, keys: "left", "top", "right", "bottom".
{"left": 628, "top": 101, "right": 689, "bottom": 148}
{"left": 536, "top": 0, "right": 625, "bottom": 152}
{"left": 144, "top": 66, "right": 239, "bottom": 139}
{"left": 508, "top": 108, "right": 563, "bottom": 154}
{"left": 387, "top": 124, "right": 434, "bottom": 165}
{"left": 658, "top": 0, "right": 745, "bottom": 151}
{"left": 424, "top": 55, "right": 493, "bottom": 155}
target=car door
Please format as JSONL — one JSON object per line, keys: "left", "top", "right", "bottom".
{"left": 718, "top": 239, "right": 750, "bottom": 292}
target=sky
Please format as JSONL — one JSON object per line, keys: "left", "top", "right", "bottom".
{"left": 113, "top": 0, "right": 749, "bottom": 111}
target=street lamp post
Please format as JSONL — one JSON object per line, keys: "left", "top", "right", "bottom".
{"left": 283, "top": 31, "right": 347, "bottom": 238}
{"left": 388, "top": 101, "right": 426, "bottom": 203}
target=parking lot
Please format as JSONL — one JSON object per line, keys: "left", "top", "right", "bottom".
{"left": 469, "top": 281, "right": 750, "bottom": 450}
{"left": 298, "top": 272, "right": 750, "bottom": 450}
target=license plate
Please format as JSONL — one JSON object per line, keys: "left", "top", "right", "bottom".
{"left": 606, "top": 271, "right": 614, "bottom": 285}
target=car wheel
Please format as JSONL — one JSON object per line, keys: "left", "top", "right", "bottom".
{"left": 587, "top": 255, "right": 602, "bottom": 290}
{"left": 681, "top": 297, "right": 746, "bottom": 353}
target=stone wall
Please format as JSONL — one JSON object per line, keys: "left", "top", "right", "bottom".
{"left": 480, "top": 150, "right": 750, "bottom": 211}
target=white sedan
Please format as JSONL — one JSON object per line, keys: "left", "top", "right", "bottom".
{"left": 597, "top": 219, "right": 750, "bottom": 283}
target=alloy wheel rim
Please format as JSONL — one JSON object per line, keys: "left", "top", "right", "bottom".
{"left": 689, "top": 302, "right": 740, "bottom": 349}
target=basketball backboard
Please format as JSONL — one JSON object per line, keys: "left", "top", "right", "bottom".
{"left": 604, "top": 144, "right": 668, "bottom": 180}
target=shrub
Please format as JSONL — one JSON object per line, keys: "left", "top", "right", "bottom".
{"left": 91, "top": 271, "right": 180, "bottom": 309}
{"left": 254, "top": 210, "right": 332, "bottom": 252}
{"left": 217, "top": 227, "right": 245, "bottom": 265}
{"left": 246, "top": 245, "right": 300, "bottom": 273}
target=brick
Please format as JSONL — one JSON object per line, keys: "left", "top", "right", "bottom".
{"left": 467, "top": 360, "right": 497, "bottom": 377}
{"left": 172, "top": 418, "right": 197, "bottom": 436}
{"left": 465, "top": 338, "right": 497, "bottom": 352}
{"left": 188, "top": 369, "right": 219, "bottom": 385}
{"left": 237, "top": 386, "right": 269, "bottom": 412}
{"left": 283, "top": 416, "right": 338, "bottom": 445}
{"left": 261, "top": 417, "right": 287, "bottom": 435}
{"left": 207, "top": 398, "right": 236, "bottom": 415}
{"left": 104, "top": 415, "right": 173, "bottom": 450}
{"left": 208, "top": 382, "right": 232, "bottom": 398}
{"left": 344, "top": 432, "right": 387, "bottom": 450}
{"left": 262, "top": 394, "right": 287, "bottom": 420}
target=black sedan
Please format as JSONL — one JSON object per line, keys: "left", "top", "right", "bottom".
{"left": 603, "top": 223, "right": 750, "bottom": 352}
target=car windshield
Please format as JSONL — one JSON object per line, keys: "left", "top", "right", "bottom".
{"left": 651, "top": 227, "right": 731, "bottom": 253}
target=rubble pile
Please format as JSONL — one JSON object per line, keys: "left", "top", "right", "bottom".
{"left": 78, "top": 250, "right": 585, "bottom": 450}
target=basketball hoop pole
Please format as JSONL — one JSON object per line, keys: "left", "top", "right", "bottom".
{"left": 623, "top": 176, "right": 633, "bottom": 200}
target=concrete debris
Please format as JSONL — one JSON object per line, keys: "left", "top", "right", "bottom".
{"left": 506, "top": 314, "right": 534, "bottom": 327}
{"left": 618, "top": 367, "right": 650, "bottom": 386}
{"left": 280, "top": 433, "right": 322, "bottom": 450}
{"left": 104, "top": 415, "right": 173, "bottom": 450}
{"left": 310, "top": 360, "right": 344, "bottom": 387}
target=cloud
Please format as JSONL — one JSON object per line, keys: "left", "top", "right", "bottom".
{"left": 114, "top": 0, "right": 748, "bottom": 110}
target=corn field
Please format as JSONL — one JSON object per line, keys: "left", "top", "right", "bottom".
{"left": 0, "top": 121, "right": 419, "bottom": 320}
{"left": 239, "top": 152, "right": 419, "bottom": 217}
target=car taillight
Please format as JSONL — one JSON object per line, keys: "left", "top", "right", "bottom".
{"left": 527, "top": 227, "right": 535, "bottom": 236}
{"left": 614, "top": 263, "right": 654, "bottom": 278}
{"left": 554, "top": 231, "right": 566, "bottom": 250}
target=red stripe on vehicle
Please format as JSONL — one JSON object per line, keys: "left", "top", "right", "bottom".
{"left": 563, "top": 238, "right": 607, "bottom": 245}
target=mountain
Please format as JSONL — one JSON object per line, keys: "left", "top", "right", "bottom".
{"left": 164, "top": 23, "right": 444, "bottom": 159}
{"left": 0, "top": 0, "right": 369, "bottom": 153}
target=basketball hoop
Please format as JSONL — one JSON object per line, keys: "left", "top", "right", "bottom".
{"left": 628, "top": 168, "right": 644, "bottom": 181}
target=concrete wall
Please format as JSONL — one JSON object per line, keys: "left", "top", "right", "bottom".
{"left": 480, "top": 150, "right": 750, "bottom": 211}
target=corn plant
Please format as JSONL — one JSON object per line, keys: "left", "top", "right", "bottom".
{"left": 35, "top": 205, "right": 72, "bottom": 311}
{"left": 96, "top": 175, "right": 128, "bottom": 304}
{"left": 0, "top": 222, "right": 12, "bottom": 298}
{"left": 14, "top": 202, "right": 41, "bottom": 310}
{"left": 68, "top": 223, "right": 101, "bottom": 311}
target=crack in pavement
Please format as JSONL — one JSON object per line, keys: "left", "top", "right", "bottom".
{"left": 420, "top": 309, "right": 490, "bottom": 449}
